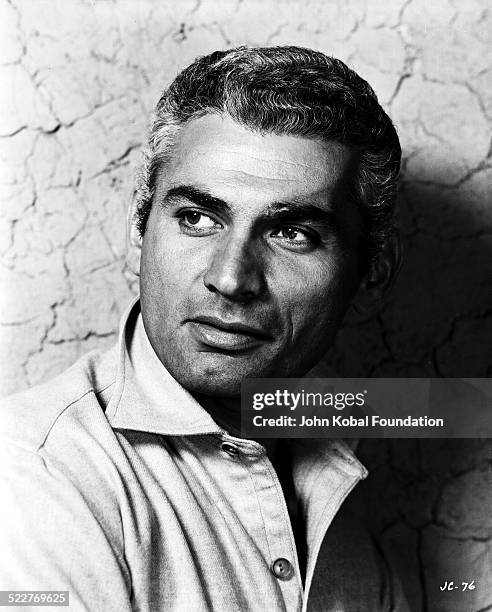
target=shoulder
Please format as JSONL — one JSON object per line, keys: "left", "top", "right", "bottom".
{"left": 0, "top": 358, "right": 131, "bottom": 596}
{"left": 0, "top": 340, "right": 135, "bottom": 598}
{"left": 0, "top": 343, "right": 128, "bottom": 551}
{"left": 0, "top": 344, "right": 118, "bottom": 453}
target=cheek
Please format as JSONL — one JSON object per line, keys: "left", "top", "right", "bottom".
{"left": 279, "top": 260, "right": 357, "bottom": 339}
{"left": 141, "top": 226, "right": 198, "bottom": 298}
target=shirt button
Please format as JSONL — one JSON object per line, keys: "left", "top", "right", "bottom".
{"left": 271, "top": 558, "right": 294, "bottom": 580}
{"left": 221, "top": 441, "right": 239, "bottom": 456}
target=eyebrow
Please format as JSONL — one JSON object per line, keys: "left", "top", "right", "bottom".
{"left": 161, "top": 184, "right": 339, "bottom": 231}
{"left": 162, "top": 185, "right": 231, "bottom": 214}
{"left": 265, "top": 201, "right": 339, "bottom": 231}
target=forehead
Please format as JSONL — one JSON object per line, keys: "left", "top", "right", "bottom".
{"left": 161, "top": 114, "right": 354, "bottom": 209}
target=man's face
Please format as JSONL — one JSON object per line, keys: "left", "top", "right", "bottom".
{"left": 139, "top": 114, "right": 363, "bottom": 396}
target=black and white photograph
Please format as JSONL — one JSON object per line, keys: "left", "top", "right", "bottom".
{"left": 1, "top": 1, "right": 491, "bottom": 611}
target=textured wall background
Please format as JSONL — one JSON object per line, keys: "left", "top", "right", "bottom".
{"left": 1, "top": 0, "right": 491, "bottom": 610}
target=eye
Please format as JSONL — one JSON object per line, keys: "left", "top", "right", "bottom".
{"left": 272, "top": 227, "right": 307, "bottom": 241}
{"left": 270, "top": 226, "right": 317, "bottom": 247}
{"left": 178, "top": 210, "right": 222, "bottom": 235}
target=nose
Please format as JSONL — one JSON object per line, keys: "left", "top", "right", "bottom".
{"left": 203, "top": 233, "right": 265, "bottom": 302}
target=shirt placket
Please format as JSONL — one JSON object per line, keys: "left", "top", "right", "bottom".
{"left": 291, "top": 441, "right": 368, "bottom": 612}
{"left": 221, "top": 434, "right": 304, "bottom": 612}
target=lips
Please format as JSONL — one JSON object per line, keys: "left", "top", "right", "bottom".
{"left": 186, "top": 315, "right": 272, "bottom": 351}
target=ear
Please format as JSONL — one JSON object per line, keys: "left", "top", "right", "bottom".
{"left": 126, "top": 190, "right": 143, "bottom": 277}
{"left": 349, "top": 231, "right": 402, "bottom": 321}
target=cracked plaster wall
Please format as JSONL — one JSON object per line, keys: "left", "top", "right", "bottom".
{"left": 1, "top": 1, "right": 491, "bottom": 610}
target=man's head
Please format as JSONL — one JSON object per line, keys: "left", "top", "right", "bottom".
{"left": 128, "top": 46, "right": 401, "bottom": 397}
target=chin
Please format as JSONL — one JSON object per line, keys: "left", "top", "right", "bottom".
{"left": 177, "top": 370, "right": 244, "bottom": 398}
{"left": 166, "top": 353, "right": 276, "bottom": 398}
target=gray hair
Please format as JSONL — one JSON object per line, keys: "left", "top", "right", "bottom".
{"left": 135, "top": 46, "right": 401, "bottom": 265}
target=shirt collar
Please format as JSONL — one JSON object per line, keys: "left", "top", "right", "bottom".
{"left": 105, "top": 297, "right": 223, "bottom": 435}
{"left": 105, "top": 297, "right": 366, "bottom": 475}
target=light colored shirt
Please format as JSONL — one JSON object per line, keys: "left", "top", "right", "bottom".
{"left": 0, "top": 299, "right": 408, "bottom": 611}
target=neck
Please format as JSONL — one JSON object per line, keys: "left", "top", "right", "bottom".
{"left": 193, "top": 393, "right": 242, "bottom": 436}
{"left": 193, "top": 392, "right": 279, "bottom": 457}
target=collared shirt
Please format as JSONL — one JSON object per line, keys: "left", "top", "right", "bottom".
{"left": 0, "top": 299, "right": 408, "bottom": 611}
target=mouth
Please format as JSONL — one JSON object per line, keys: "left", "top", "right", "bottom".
{"left": 186, "top": 315, "right": 272, "bottom": 352}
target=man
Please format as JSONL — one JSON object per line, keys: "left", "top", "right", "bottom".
{"left": 0, "top": 47, "right": 407, "bottom": 611}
